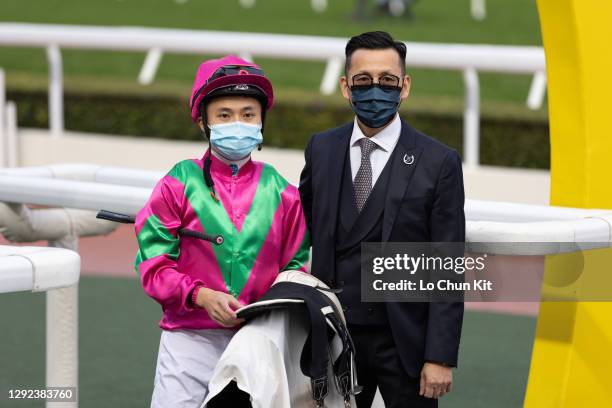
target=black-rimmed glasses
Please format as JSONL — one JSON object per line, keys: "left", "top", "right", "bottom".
{"left": 351, "top": 73, "right": 401, "bottom": 89}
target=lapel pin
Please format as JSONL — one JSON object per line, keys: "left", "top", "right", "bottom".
{"left": 403, "top": 154, "right": 415, "bottom": 165}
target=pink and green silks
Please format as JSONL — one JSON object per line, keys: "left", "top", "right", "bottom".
{"left": 134, "top": 152, "right": 310, "bottom": 330}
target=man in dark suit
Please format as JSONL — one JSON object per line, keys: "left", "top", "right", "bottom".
{"left": 299, "top": 31, "right": 465, "bottom": 407}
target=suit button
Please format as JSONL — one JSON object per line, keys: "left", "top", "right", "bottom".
{"left": 367, "top": 307, "right": 374, "bottom": 313}
{"left": 342, "top": 306, "right": 348, "bottom": 312}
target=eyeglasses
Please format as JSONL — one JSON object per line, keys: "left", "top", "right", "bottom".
{"left": 207, "top": 65, "right": 265, "bottom": 84}
{"left": 351, "top": 73, "right": 401, "bottom": 90}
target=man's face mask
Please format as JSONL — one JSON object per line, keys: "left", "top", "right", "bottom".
{"left": 350, "top": 83, "right": 402, "bottom": 129}
{"left": 208, "top": 121, "right": 263, "bottom": 161}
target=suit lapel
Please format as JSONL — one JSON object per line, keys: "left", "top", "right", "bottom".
{"left": 382, "top": 121, "right": 423, "bottom": 242}
{"left": 326, "top": 124, "right": 352, "bottom": 241}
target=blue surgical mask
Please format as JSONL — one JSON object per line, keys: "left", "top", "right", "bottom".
{"left": 208, "top": 121, "right": 263, "bottom": 161}
{"left": 350, "top": 85, "right": 401, "bottom": 128}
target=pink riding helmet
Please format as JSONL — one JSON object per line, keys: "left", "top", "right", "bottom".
{"left": 189, "top": 55, "right": 274, "bottom": 122}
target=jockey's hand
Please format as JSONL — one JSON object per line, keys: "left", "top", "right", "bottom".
{"left": 196, "top": 287, "right": 245, "bottom": 327}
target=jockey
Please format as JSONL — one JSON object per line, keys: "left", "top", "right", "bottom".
{"left": 134, "top": 55, "right": 310, "bottom": 408}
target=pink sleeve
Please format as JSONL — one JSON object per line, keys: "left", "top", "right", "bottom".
{"left": 135, "top": 175, "right": 203, "bottom": 314}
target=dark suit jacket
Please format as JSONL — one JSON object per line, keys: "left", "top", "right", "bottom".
{"left": 299, "top": 118, "right": 465, "bottom": 376}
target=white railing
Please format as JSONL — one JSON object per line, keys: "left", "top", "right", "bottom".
{"left": 240, "top": 0, "right": 328, "bottom": 13}
{"left": 0, "top": 23, "right": 546, "bottom": 167}
{"left": 471, "top": 0, "right": 487, "bottom": 20}
{"left": 239, "top": 0, "right": 486, "bottom": 20}
{"left": 0, "top": 68, "right": 18, "bottom": 167}
{"left": 0, "top": 199, "right": 116, "bottom": 408}
{"left": 0, "top": 245, "right": 80, "bottom": 408}
{"left": 1, "top": 164, "right": 611, "bottom": 252}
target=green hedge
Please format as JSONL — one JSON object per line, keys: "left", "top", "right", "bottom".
{"left": 8, "top": 90, "right": 550, "bottom": 169}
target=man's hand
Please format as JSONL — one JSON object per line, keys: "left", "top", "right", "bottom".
{"left": 196, "top": 287, "right": 245, "bottom": 327}
{"left": 419, "top": 362, "right": 453, "bottom": 399}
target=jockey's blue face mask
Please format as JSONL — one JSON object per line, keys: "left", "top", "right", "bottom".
{"left": 349, "top": 84, "right": 402, "bottom": 129}
{"left": 208, "top": 121, "right": 263, "bottom": 161}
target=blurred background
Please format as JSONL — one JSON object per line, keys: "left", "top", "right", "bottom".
{"left": 0, "top": 0, "right": 546, "bottom": 407}
{"left": 0, "top": 0, "right": 547, "bottom": 168}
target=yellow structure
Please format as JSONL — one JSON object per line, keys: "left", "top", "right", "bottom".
{"left": 525, "top": 1, "right": 612, "bottom": 406}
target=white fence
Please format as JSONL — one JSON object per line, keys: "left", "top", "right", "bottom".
{"left": 1, "top": 164, "right": 611, "bottom": 250}
{"left": 239, "top": 0, "right": 488, "bottom": 21}
{"left": 0, "top": 199, "right": 115, "bottom": 408}
{"left": 0, "top": 245, "right": 80, "bottom": 408}
{"left": 240, "top": 0, "right": 328, "bottom": 13}
{"left": 0, "top": 23, "right": 546, "bottom": 167}
{"left": 0, "top": 69, "right": 18, "bottom": 167}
